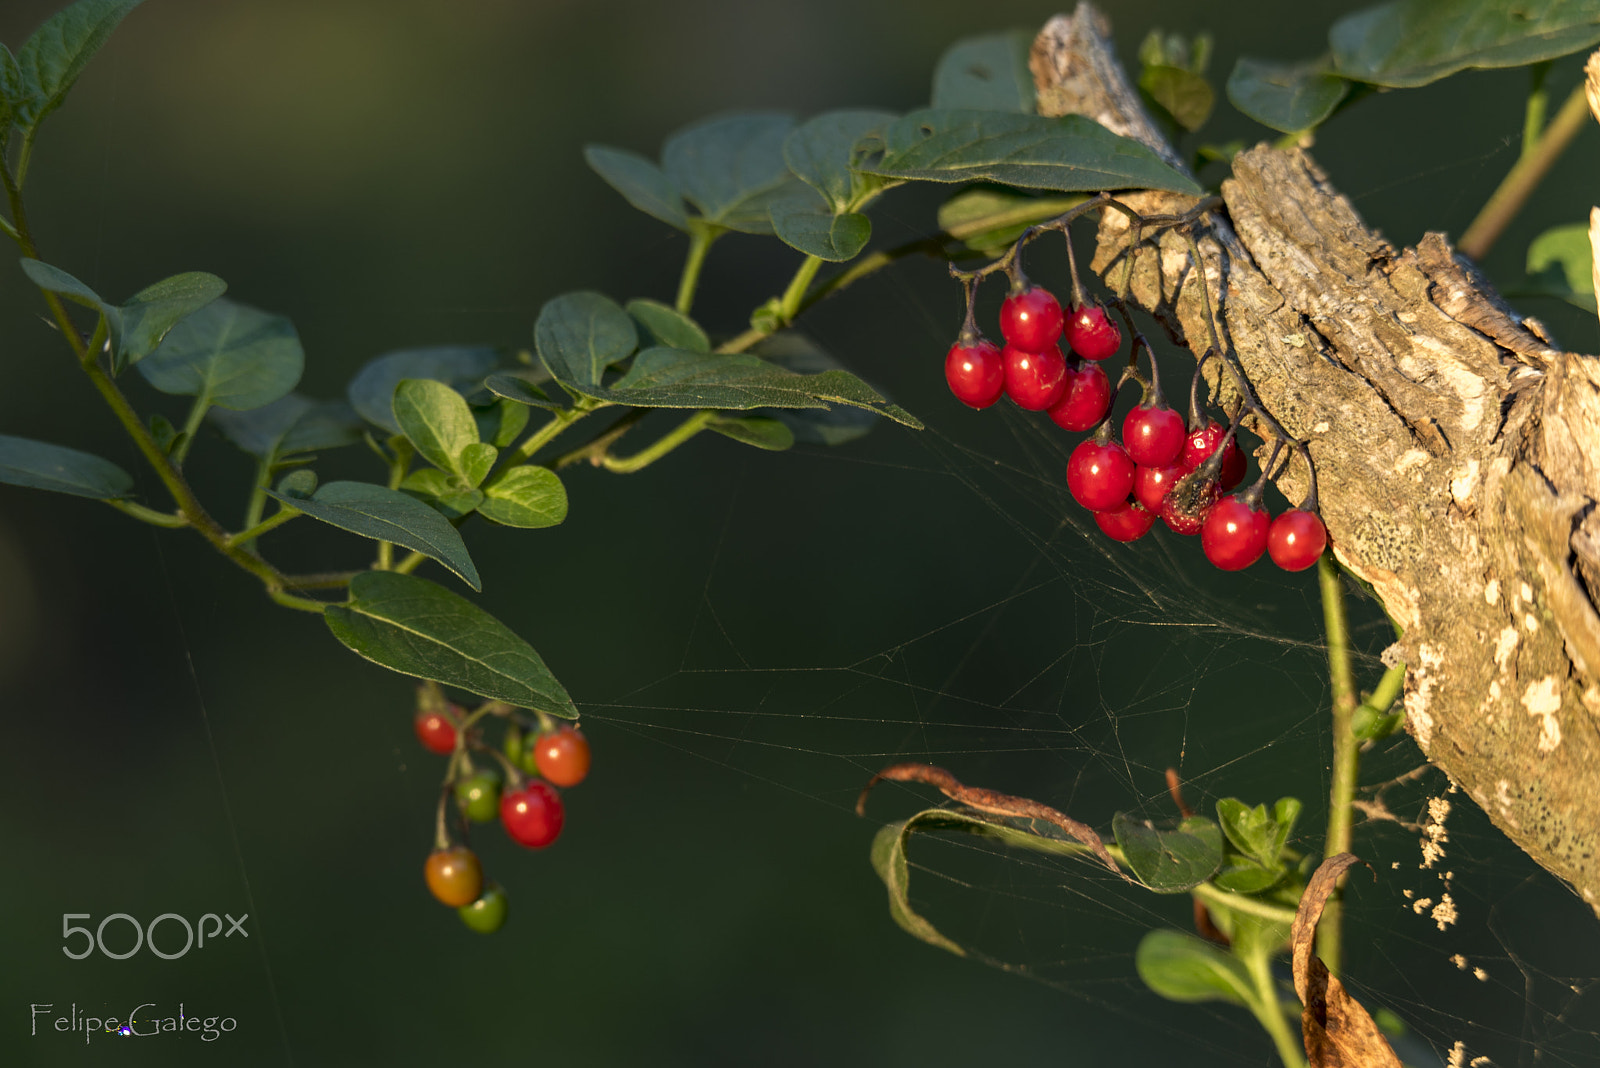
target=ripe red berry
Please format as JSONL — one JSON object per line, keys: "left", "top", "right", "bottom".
{"left": 1002, "top": 342, "right": 1067, "bottom": 410}
{"left": 1047, "top": 360, "right": 1112, "bottom": 432}
{"left": 414, "top": 706, "right": 459, "bottom": 756}
{"left": 424, "top": 847, "right": 483, "bottom": 908}
{"left": 1123, "top": 403, "right": 1187, "bottom": 467}
{"left": 533, "top": 725, "right": 591, "bottom": 788}
{"left": 1134, "top": 462, "right": 1184, "bottom": 513}
{"left": 1000, "top": 286, "right": 1064, "bottom": 352}
{"left": 1181, "top": 421, "right": 1247, "bottom": 490}
{"left": 1064, "top": 303, "right": 1122, "bottom": 361}
{"left": 500, "top": 781, "right": 564, "bottom": 848}
{"left": 1202, "top": 494, "right": 1270, "bottom": 570}
{"left": 1067, "top": 438, "right": 1135, "bottom": 512}
{"left": 945, "top": 339, "right": 1005, "bottom": 409}
{"left": 1095, "top": 499, "right": 1156, "bottom": 542}
{"left": 1267, "top": 509, "right": 1327, "bottom": 571}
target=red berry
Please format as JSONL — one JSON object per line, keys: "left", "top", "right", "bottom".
{"left": 1181, "top": 421, "right": 1247, "bottom": 490}
{"left": 1202, "top": 494, "right": 1270, "bottom": 570}
{"left": 1268, "top": 509, "right": 1327, "bottom": 571}
{"left": 533, "top": 726, "right": 591, "bottom": 788}
{"left": 1047, "top": 360, "right": 1112, "bottom": 431}
{"left": 999, "top": 286, "right": 1064, "bottom": 352}
{"left": 1159, "top": 472, "right": 1218, "bottom": 535}
{"left": 1002, "top": 342, "right": 1067, "bottom": 410}
{"left": 500, "top": 781, "right": 564, "bottom": 848}
{"left": 1095, "top": 499, "right": 1156, "bottom": 542}
{"left": 1067, "top": 438, "right": 1135, "bottom": 512}
{"left": 414, "top": 706, "right": 459, "bottom": 756}
{"left": 945, "top": 339, "right": 1005, "bottom": 409}
{"left": 1134, "top": 462, "right": 1184, "bottom": 513}
{"left": 1122, "top": 403, "right": 1187, "bottom": 467}
{"left": 1064, "top": 303, "right": 1122, "bottom": 361}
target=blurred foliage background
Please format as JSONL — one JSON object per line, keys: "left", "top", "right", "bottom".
{"left": 2, "top": 0, "right": 1599, "bottom": 1064}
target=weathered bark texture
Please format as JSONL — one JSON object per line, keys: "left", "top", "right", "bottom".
{"left": 1032, "top": 5, "right": 1600, "bottom": 918}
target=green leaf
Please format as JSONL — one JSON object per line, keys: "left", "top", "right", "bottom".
{"left": 663, "top": 112, "right": 803, "bottom": 234}
{"left": 1526, "top": 222, "right": 1597, "bottom": 311}
{"left": 114, "top": 271, "right": 227, "bottom": 368}
{"left": 482, "top": 372, "right": 562, "bottom": 411}
{"left": 860, "top": 109, "right": 1202, "bottom": 195}
{"left": 476, "top": 397, "right": 531, "bottom": 449}
{"left": 550, "top": 345, "right": 921, "bottom": 429}
{"left": 19, "top": 257, "right": 102, "bottom": 307}
{"left": 477, "top": 465, "right": 567, "bottom": 528}
{"left": 347, "top": 346, "right": 500, "bottom": 433}
{"left": 275, "top": 468, "right": 317, "bottom": 499}
{"left": 12, "top": 0, "right": 141, "bottom": 131}
{"left": 1112, "top": 813, "right": 1224, "bottom": 892}
{"left": 1332, "top": 0, "right": 1600, "bottom": 88}
{"left": 1140, "top": 64, "right": 1215, "bottom": 131}
{"left": 582, "top": 144, "right": 687, "bottom": 230}
{"left": 0, "top": 45, "right": 20, "bottom": 133}
{"left": 705, "top": 414, "right": 794, "bottom": 451}
{"left": 1210, "top": 853, "right": 1286, "bottom": 894}
{"left": 1226, "top": 57, "right": 1350, "bottom": 133}
{"left": 0, "top": 433, "right": 132, "bottom": 499}
{"left": 398, "top": 468, "right": 483, "bottom": 520}
{"left": 751, "top": 332, "right": 884, "bottom": 446}
{"left": 324, "top": 570, "right": 577, "bottom": 717}
{"left": 783, "top": 109, "right": 899, "bottom": 211}
{"left": 136, "top": 298, "right": 302, "bottom": 411}
{"left": 935, "top": 187, "right": 1085, "bottom": 254}
{"left": 533, "top": 291, "right": 638, "bottom": 389}
{"left": 267, "top": 480, "right": 481, "bottom": 590}
{"left": 626, "top": 298, "right": 709, "bottom": 353}
{"left": 148, "top": 412, "right": 179, "bottom": 456}
{"left": 209, "top": 394, "right": 362, "bottom": 458}
{"left": 1216, "top": 796, "right": 1302, "bottom": 869}
{"left": 1135, "top": 929, "right": 1254, "bottom": 1007}
{"left": 392, "top": 378, "right": 480, "bottom": 477}
{"left": 771, "top": 197, "right": 871, "bottom": 261}
{"left": 457, "top": 442, "right": 498, "bottom": 489}
{"left": 931, "top": 30, "right": 1036, "bottom": 113}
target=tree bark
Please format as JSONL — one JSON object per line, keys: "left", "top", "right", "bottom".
{"left": 1032, "top": 4, "right": 1600, "bottom": 918}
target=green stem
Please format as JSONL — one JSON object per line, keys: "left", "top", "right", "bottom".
{"left": 1317, "top": 551, "right": 1360, "bottom": 977}
{"left": 14, "top": 128, "right": 37, "bottom": 191}
{"left": 1240, "top": 942, "right": 1307, "bottom": 1068}
{"left": 268, "top": 588, "right": 328, "bottom": 613}
{"left": 394, "top": 551, "right": 425, "bottom": 575}
{"left": 552, "top": 407, "right": 649, "bottom": 469}
{"left": 1190, "top": 882, "right": 1301, "bottom": 927}
{"left": 1459, "top": 81, "right": 1589, "bottom": 260}
{"left": 280, "top": 571, "right": 358, "bottom": 590}
{"left": 502, "top": 407, "right": 585, "bottom": 467}
{"left": 1523, "top": 62, "right": 1552, "bottom": 161}
{"left": 1363, "top": 660, "right": 1406, "bottom": 716}
{"left": 777, "top": 254, "right": 826, "bottom": 323}
{"left": 241, "top": 455, "right": 274, "bottom": 537}
{"left": 170, "top": 393, "right": 211, "bottom": 466}
{"left": 600, "top": 409, "right": 714, "bottom": 473}
{"left": 675, "top": 221, "right": 719, "bottom": 315}
{"left": 227, "top": 505, "right": 300, "bottom": 547}
{"left": 0, "top": 214, "right": 17, "bottom": 243}
{"left": 106, "top": 499, "right": 189, "bottom": 528}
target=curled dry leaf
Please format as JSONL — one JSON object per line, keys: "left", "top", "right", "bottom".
{"left": 857, "top": 762, "right": 1129, "bottom": 881}
{"left": 1291, "top": 853, "right": 1401, "bottom": 1068}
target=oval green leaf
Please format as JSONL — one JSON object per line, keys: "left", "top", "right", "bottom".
{"left": 458, "top": 442, "right": 498, "bottom": 489}
{"left": 662, "top": 112, "right": 803, "bottom": 234}
{"left": 1526, "top": 221, "right": 1597, "bottom": 311}
{"left": 771, "top": 199, "right": 871, "bottom": 262}
{"left": 209, "top": 394, "right": 362, "bottom": 458}
{"left": 136, "top": 298, "right": 302, "bottom": 411}
{"left": 12, "top": 0, "right": 142, "bottom": 131}
{"left": 860, "top": 109, "right": 1202, "bottom": 195}
{"left": 705, "top": 415, "right": 794, "bottom": 451}
{"left": 347, "top": 346, "right": 500, "bottom": 433}
{"left": 783, "top": 109, "right": 899, "bottom": 210}
{"left": 398, "top": 468, "right": 483, "bottom": 520}
{"left": 582, "top": 144, "right": 687, "bottom": 230}
{"left": 1140, "top": 64, "right": 1215, "bottom": 132}
{"left": 626, "top": 298, "right": 709, "bottom": 353}
{"left": 751, "top": 333, "right": 881, "bottom": 446}
{"left": 476, "top": 398, "right": 531, "bottom": 449}
{"left": 1135, "top": 928, "right": 1254, "bottom": 1007}
{"left": 18, "top": 257, "right": 102, "bottom": 307}
{"left": 115, "top": 270, "right": 227, "bottom": 368}
{"left": 477, "top": 465, "right": 567, "bottom": 529}
{"left": 267, "top": 480, "right": 481, "bottom": 590}
{"left": 533, "top": 291, "right": 638, "bottom": 388}
{"left": 0, "top": 433, "right": 133, "bottom": 499}
{"left": 393, "top": 378, "right": 480, "bottom": 476}
{"left": 1112, "top": 812, "right": 1224, "bottom": 893}
{"left": 324, "top": 570, "right": 576, "bottom": 717}
{"left": 1227, "top": 57, "right": 1350, "bottom": 133}
{"left": 931, "top": 30, "right": 1036, "bottom": 113}
{"left": 482, "top": 372, "right": 562, "bottom": 411}
{"left": 1331, "top": 0, "right": 1600, "bottom": 88}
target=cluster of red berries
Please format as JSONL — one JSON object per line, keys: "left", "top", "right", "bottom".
{"left": 413, "top": 684, "right": 591, "bottom": 933}
{"left": 945, "top": 282, "right": 1327, "bottom": 573}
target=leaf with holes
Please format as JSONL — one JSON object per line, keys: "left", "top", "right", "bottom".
{"left": 1113, "top": 812, "right": 1224, "bottom": 892}
{"left": 0, "top": 433, "right": 133, "bottom": 499}
{"left": 324, "top": 570, "right": 576, "bottom": 716}
{"left": 931, "top": 29, "right": 1036, "bottom": 113}
{"left": 267, "top": 480, "right": 480, "bottom": 590}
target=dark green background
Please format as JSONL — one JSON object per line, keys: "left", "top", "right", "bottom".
{"left": 2, "top": 1, "right": 1598, "bottom": 1065}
